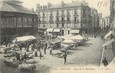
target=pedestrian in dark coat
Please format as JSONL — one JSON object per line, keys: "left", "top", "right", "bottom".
{"left": 102, "top": 58, "right": 108, "bottom": 67}
{"left": 63, "top": 52, "right": 67, "bottom": 64}
{"left": 35, "top": 50, "right": 38, "bottom": 57}
{"left": 39, "top": 51, "right": 43, "bottom": 59}
{"left": 44, "top": 43, "right": 47, "bottom": 54}
{"left": 49, "top": 48, "right": 53, "bottom": 55}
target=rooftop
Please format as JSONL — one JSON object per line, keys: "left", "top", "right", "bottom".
{"left": 37, "top": 0, "right": 89, "bottom": 10}
{"left": 0, "top": 0, "right": 35, "bottom": 14}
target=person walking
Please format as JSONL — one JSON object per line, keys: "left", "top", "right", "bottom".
{"left": 49, "top": 48, "right": 53, "bottom": 55}
{"left": 39, "top": 51, "right": 43, "bottom": 59}
{"left": 102, "top": 58, "right": 108, "bottom": 67}
{"left": 34, "top": 50, "right": 38, "bottom": 57}
{"left": 63, "top": 52, "right": 67, "bottom": 64}
{"left": 44, "top": 43, "right": 47, "bottom": 54}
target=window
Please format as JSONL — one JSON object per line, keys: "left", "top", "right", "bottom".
{"left": 43, "top": 24, "right": 45, "bottom": 27}
{"left": 68, "top": 30, "right": 70, "bottom": 34}
{"left": 62, "top": 23, "right": 64, "bottom": 28}
{"left": 57, "top": 23, "right": 59, "bottom": 27}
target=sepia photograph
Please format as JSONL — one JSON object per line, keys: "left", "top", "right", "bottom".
{"left": 0, "top": 0, "right": 115, "bottom": 73}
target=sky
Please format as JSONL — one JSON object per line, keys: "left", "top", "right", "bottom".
{"left": 20, "top": 0, "right": 110, "bottom": 18}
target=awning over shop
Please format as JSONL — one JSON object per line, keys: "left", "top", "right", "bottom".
{"left": 70, "top": 30, "right": 80, "bottom": 33}
{"left": 104, "top": 31, "right": 113, "bottom": 39}
{"left": 46, "top": 28, "right": 53, "bottom": 32}
{"left": 53, "top": 28, "right": 60, "bottom": 32}
{"left": 102, "top": 39, "right": 115, "bottom": 47}
{"left": 49, "top": 38, "right": 61, "bottom": 44}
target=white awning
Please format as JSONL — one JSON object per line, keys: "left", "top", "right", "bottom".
{"left": 102, "top": 39, "right": 115, "bottom": 47}
{"left": 63, "top": 39, "right": 75, "bottom": 44}
{"left": 46, "top": 28, "right": 53, "bottom": 32}
{"left": 70, "top": 30, "right": 79, "bottom": 33}
{"left": 71, "top": 35, "right": 85, "bottom": 40}
{"left": 13, "top": 35, "right": 36, "bottom": 43}
{"left": 104, "top": 31, "right": 113, "bottom": 39}
{"left": 53, "top": 28, "right": 60, "bottom": 32}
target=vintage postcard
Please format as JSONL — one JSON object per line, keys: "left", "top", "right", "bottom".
{"left": 0, "top": 0, "right": 115, "bottom": 73}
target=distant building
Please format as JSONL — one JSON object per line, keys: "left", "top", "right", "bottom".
{"left": 36, "top": 1, "right": 100, "bottom": 36}
{"left": 110, "top": 0, "right": 115, "bottom": 22}
{"left": 98, "top": 13, "right": 103, "bottom": 29}
{"left": 0, "top": 0, "right": 38, "bottom": 44}
{"left": 103, "top": 0, "right": 115, "bottom": 56}
{"left": 102, "top": 16, "right": 110, "bottom": 29}
{"left": 110, "top": 0, "right": 115, "bottom": 55}
{"left": 90, "top": 8, "right": 100, "bottom": 32}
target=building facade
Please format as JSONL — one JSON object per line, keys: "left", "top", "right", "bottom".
{"left": 0, "top": 0, "right": 38, "bottom": 44}
{"left": 98, "top": 13, "right": 103, "bottom": 29}
{"left": 110, "top": 0, "right": 115, "bottom": 55}
{"left": 110, "top": 0, "right": 115, "bottom": 22}
{"left": 36, "top": 1, "right": 100, "bottom": 36}
{"left": 102, "top": 16, "right": 110, "bottom": 29}
{"left": 90, "top": 8, "right": 100, "bottom": 33}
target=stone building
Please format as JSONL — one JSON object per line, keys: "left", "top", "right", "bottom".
{"left": 36, "top": 1, "right": 100, "bottom": 36}
{"left": 90, "top": 8, "right": 100, "bottom": 33}
{"left": 102, "top": 16, "right": 110, "bottom": 29}
{"left": 110, "top": 0, "right": 115, "bottom": 55}
{"left": 103, "top": 0, "right": 115, "bottom": 56}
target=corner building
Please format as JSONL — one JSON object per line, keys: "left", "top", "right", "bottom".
{"left": 36, "top": 1, "right": 94, "bottom": 36}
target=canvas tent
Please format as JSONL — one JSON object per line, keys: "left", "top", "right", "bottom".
{"left": 102, "top": 39, "right": 115, "bottom": 47}
{"left": 63, "top": 39, "right": 75, "bottom": 44}
{"left": 71, "top": 35, "right": 85, "bottom": 40}
{"left": 104, "top": 31, "right": 113, "bottom": 40}
{"left": 13, "top": 35, "right": 36, "bottom": 43}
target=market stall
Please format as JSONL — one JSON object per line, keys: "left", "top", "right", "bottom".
{"left": 49, "top": 38, "right": 61, "bottom": 49}
{"left": 71, "top": 35, "right": 86, "bottom": 45}
{"left": 12, "top": 35, "right": 37, "bottom": 44}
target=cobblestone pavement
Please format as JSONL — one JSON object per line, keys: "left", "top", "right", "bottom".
{"left": 1, "top": 37, "right": 114, "bottom": 73}
{"left": 33, "top": 37, "right": 104, "bottom": 67}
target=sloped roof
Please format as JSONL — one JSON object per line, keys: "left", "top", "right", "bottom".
{"left": 43, "top": 1, "right": 88, "bottom": 10}
{"left": 0, "top": 1, "right": 35, "bottom": 14}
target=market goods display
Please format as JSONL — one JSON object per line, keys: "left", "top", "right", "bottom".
{"left": 4, "top": 57, "right": 20, "bottom": 67}
{"left": 18, "top": 63, "right": 36, "bottom": 71}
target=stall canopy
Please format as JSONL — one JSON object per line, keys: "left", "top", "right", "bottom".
{"left": 13, "top": 35, "right": 36, "bottom": 43}
{"left": 71, "top": 35, "right": 85, "bottom": 40}
{"left": 53, "top": 28, "right": 60, "bottom": 32}
{"left": 58, "top": 35, "right": 73, "bottom": 40}
{"left": 104, "top": 31, "right": 113, "bottom": 39}
{"left": 102, "top": 39, "right": 115, "bottom": 47}
{"left": 46, "top": 28, "right": 54, "bottom": 32}
{"left": 63, "top": 39, "right": 75, "bottom": 44}
{"left": 70, "top": 30, "right": 80, "bottom": 34}
{"left": 49, "top": 38, "right": 61, "bottom": 44}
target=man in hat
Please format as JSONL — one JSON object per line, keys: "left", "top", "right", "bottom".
{"left": 102, "top": 58, "right": 108, "bottom": 67}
